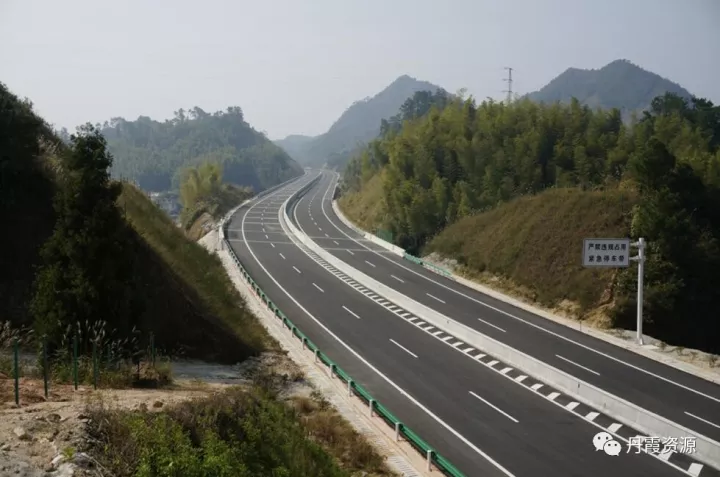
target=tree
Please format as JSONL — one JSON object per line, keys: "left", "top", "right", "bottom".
{"left": 31, "top": 124, "right": 141, "bottom": 350}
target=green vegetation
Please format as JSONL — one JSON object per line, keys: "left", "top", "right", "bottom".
{"left": 178, "top": 161, "right": 252, "bottom": 231}
{"left": 87, "top": 381, "right": 391, "bottom": 477}
{"left": 2, "top": 81, "right": 391, "bottom": 475}
{"left": 526, "top": 59, "right": 692, "bottom": 121}
{"left": 275, "top": 75, "right": 443, "bottom": 169}
{"left": 96, "top": 107, "right": 302, "bottom": 192}
{"left": 340, "top": 90, "right": 720, "bottom": 352}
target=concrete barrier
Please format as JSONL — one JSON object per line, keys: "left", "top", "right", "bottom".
{"left": 283, "top": 182, "right": 720, "bottom": 471}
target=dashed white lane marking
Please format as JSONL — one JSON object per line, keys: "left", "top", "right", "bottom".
{"left": 270, "top": 243, "right": 275, "bottom": 248}
{"left": 312, "top": 283, "right": 324, "bottom": 293}
{"left": 347, "top": 250, "right": 354, "bottom": 255}
{"left": 426, "top": 293, "right": 445, "bottom": 304}
{"left": 688, "top": 463, "right": 704, "bottom": 476}
{"left": 342, "top": 305, "right": 361, "bottom": 319}
{"left": 318, "top": 227, "right": 322, "bottom": 231}
{"left": 265, "top": 234, "right": 269, "bottom": 239}
{"left": 279, "top": 253, "right": 286, "bottom": 260}
{"left": 469, "top": 391, "right": 519, "bottom": 423}
{"left": 293, "top": 266, "right": 301, "bottom": 274}
{"left": 389, "top": 339, "right": 418, "bottom": 358}
{"left": 684, "top": 411, "right": 720, "bottom": 430}
{"left": 325, "top": 233, "right": 330, "bottom": 237}
{"left": 556, "top": 354, "right": 601, "bottom": 376}
{"left": 333, "top": 240, "right": 339, "bottom": 245}
{"left": 391, "top": 275, "right": 405, "bottom": 283}
{"left": 365, "top": 260, "right": 376, "bottom": 267}
{"left": 608, "top": 423, "right": 623, "bottom": 433}
{"left": 262, "top": 227, "right": 266, "bottom": 232}
{"left": 477, "top": 317, "right": 506, "bottom": 333}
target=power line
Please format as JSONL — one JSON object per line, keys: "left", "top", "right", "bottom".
{"left": 502, "top": 67, "right": 514, "bottom": 104}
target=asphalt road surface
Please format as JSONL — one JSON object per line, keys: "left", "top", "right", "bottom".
{"left": 225, "top": 171, "right": 691, "bottom": 477}
{"left": 291, "top": 170, "right": 720, "bottom": 445}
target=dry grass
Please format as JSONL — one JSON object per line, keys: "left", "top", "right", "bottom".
{"left": 338, "top": 173, "right": 386, "bottom": 231}
{"left": 426, "top": 187, "right": 637, "bottom": 316}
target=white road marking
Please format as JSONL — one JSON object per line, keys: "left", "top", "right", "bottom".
{"left": 293, "top": 266, "right": 301, "bottom": 274}
{"left": 469, "top": 391, "right": 519, "bottom": 423}
{"left": 243, "top": 176, "right": 517, "bottom": 476}
{"left": 684, "top": 411, "right": 720, "bottom": 430}
{"left": 312, "top": 283, "right": 324, "bottom": 293}
{"left": 566, "top": 402, "right": 579, "bottom": 411}
{"left": 318, "top": 174, "right": 720, "bottom": 408}
{"left": 279, "top": 253, "right": 286, "bottom": 260}
{"left": 389, "top": 339, "right": 418, "bottom": 358}
{"left": 477, "top": 317, "right": 506, "bottom": 333}
{"left": 688, "top": 463, "right": 704, "bottom": 476}
{"left": 265, "top": 234, "right": 269, "bottom": 239}
{"left": 515, "top": 375, "right": 527, "bottom": 383}
{"left": 426, "top": 293, "right": 445, "bottom": 304}
{"left": 586, "top": 411, "right": 600, "bottom": 421}
{"left": 347, "top": 250, "right": 354, "bottom": 255}
{"left": 556, "top": 354, "right": 601, "bottom": 376}
{"left": 342, "top": 305, "right": 361, "bottom": 319}
{"left": 547, "top": 392, "right": 561, "bottom": 401}
{"left": 318, "top": 227, "right": 322, "bottom": 231}
{"left": 333, "top": 240, "right": 339, "bottom": 245}
{"left": 391, "top": 275, "right": 405, "bottom": 283}
{"left": 531, "top": 383, "right": 544, "bottom": 391}
{"left": 608, "top": 423, "right": 623, "bottom": 433}
{"left": 365, "top": 260, "right": 376, "bottom": 268}
{"left": 270, "top": 243, "right": 275, "bottom": 248}
{"left": 325, "top": 233, "right": 330, "bottom": 237}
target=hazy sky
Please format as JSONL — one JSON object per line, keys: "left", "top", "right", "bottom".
{"left": 2, "top": 0, "right": 718, "bottom": 140}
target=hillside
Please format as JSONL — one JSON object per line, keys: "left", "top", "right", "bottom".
{"left": 277, "top": 75, "right": 443, "bottom": 168}
{"left": 338, "top": 90, "right": 720, "bottom": 352}
{"left": 274, "top": 134, "right": 314, "bottom": 160}
{"left": 101, "top": 107, "right": 303, "bottom": 192}
{"left": 526, "top": 59, "right": 692, "bottom": 118}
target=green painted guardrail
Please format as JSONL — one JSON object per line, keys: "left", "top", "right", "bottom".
{"left": 222, "top": 222, "right": 465, "bottom": 477}
{"left": 404, "top": 252, "right": 453, "bottom": 278}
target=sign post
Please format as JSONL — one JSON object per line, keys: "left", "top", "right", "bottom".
{"left": 582, "top": 237, "right": 647, "bottom": 345}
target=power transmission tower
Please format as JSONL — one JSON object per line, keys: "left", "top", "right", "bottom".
{"left": 502, "top": 67, "right": 514, "bottom": 104}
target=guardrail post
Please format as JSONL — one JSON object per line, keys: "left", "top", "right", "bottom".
{"left": 314, "top": 349, "right": 319, "bottom": 363}
{"left": 328, "top": 363, "right": 334, "bottom": 378}
{"left": 368, "top": 399, "right": 374, "bottom": 417}
{"left": 395, "top": 422, "right": 401, "bottom": 441}
{"left": 426, "top": 450, "right": 433, "bottom": 471}
{"left": 347, "top": 379, "right": 352, "bottom": 396}
{"left": 301, "top": 338, "right": 306, "bottom": 350}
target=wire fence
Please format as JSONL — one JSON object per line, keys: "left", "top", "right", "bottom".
{"left": 0, "top": 328, "right": 168, "bottom": 407}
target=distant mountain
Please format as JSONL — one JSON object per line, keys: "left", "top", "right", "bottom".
{"left": 274, "top": 134, "right": 314, "bottom": 160}
{"left": 526, "top": 59, "right": 693, "bottom": 118}
{"left": 279, "top": 75, "right": 443, "bottom": 168}
{"left": 99, "top": 107, "right": 303, "bottom": 193}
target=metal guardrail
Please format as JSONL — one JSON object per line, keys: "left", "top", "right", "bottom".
{"left": 219, "top": 177, "right": 466, "bottom": 476}
{"left": 403, "top": 252, "right": 453, "bottom": 278}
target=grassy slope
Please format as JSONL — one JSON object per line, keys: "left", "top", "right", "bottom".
{"left": 117, "top": 183, "right": 272, "bottom": 362}
{"left": 340, "top": 184, "right": 637, "bottom": 320}
{"left": 426, "top": 188, "right": 637, "bottom": 318}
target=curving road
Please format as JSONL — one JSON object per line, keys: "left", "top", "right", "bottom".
{"left": 225, "top": 171, "right": 695, "bottom": 477}
{"left": 293, "top": 170, "right": 720, "bottom": 444}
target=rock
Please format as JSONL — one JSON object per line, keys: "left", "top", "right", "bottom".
{"left": 152, "top": 400, "right": 164, "bottom": 408}
{"left": 50, "top": 454, "right": 65, "bottom": 469}
{"left": 1, "top": 443, "right": 10, "bottom": 451}
{"left": 72, "top": 452, "right": 93, "bottom": 468}
{"left": 46, "top": 413, "right": 61, "bottom": 423}
{"left": 14, "top": 426, "right": 31, "bottom": 440}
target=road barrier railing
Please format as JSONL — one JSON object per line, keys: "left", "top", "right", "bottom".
{"left": 219, "top": 176, "right": 466, "bottom": 476}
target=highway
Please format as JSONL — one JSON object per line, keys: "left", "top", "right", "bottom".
{"left": 225, "top": 171, "right": 690, "bottom": 477}
{"left": 291, "top": 170, "right": 720, "bottom": 445}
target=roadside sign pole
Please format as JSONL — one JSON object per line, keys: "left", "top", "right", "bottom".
{"left": 631, "top": 238, "right": 646, "bottom": 345}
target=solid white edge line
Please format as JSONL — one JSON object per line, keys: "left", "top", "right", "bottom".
{"left": 234, "top": 176, "right": 516, "bottom": 477}
{"left": 319, "top": 173, "right": 720, "bottom": 406}
{"left": 685, "top": 411, "right": 720, "bottom": 430}
{"left": 478, "top": 317, "right": 507, "bottom": 333}
{"left": 390, "top": 338, "right": 419, "bottom": 358}
{"left": 469, "top": 391, "right": 519, "bottom": 423}
{"left": 556, "top": 354, "right": 601, "bottom": 376}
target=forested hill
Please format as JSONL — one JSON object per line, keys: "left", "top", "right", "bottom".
{"left": 275, "top": 75, "right": 444, "bottom": 169}
{"left": 526, "top": 59, "right": 692, "bottom": 119}
{"left": 338, "top": 92, "right": 720, "bottom": 352}
{"left": 97, "top": 106, "right": 303, "bottom": 192}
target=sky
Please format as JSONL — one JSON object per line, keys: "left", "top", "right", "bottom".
{"left": 1, "top": 0, "right": 718, "bottom": 140}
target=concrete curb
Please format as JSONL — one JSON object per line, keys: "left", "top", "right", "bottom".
{"left": 286, "top": 181, "right": 720, "bottom": 471}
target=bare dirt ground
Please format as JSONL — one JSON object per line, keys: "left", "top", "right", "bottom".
{"left": 0, "top": 352, "right": 309, "bottom": 477}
